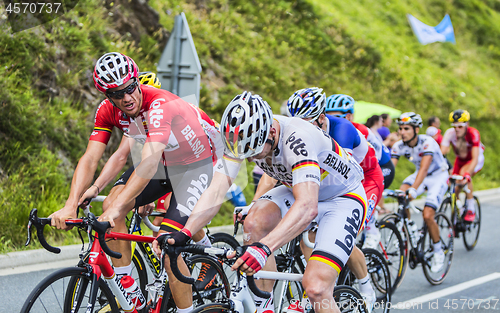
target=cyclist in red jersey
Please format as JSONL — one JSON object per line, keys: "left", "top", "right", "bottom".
{"left": 322, "top": 95, "right": 384, "bottom": 251}
{"left": 49, "top": 53, "right": 222, "bottom": 312}
{"left": 441, "top": 109, "right": 484, "bottom": 222}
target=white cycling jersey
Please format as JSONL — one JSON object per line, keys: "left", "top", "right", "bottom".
{"left": 391, "top": 134, "right": 448, "bottom": 174}
{"left": 216, "top": 116, "right": 365, "bottom": 201}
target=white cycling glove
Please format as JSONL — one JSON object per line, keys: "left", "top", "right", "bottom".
{"left": 234, "top": 202, "right": 255, "bottom": 219}
{"left": 407, "top": 187, "right": 417, "bottom": 200}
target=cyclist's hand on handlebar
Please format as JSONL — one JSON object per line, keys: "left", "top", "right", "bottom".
{"left": 78, "top": 187, "right": 99, "bottom": 207}
{"left": 97, "top": 207, "right": 123, "bottom": 229}
{"left": 137, "top": 202, "right": 155, "bottom": 217}
{"left": 231, "top": 242, "right": 272, "bottom": 275}
{"left": 49, "top": 207, "right": 77, "bottom": 230}
{"left": 152, "top": 229, "right": 192, "bottom": 257}
{"left": 233, "top": 202, "right": 255, "bottom": 224}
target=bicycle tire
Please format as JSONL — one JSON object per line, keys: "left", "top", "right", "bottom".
{"left": 422, "top": 212, "right": 454, "bottom": 285}
{"left": 160, "top": 254, "right": 231, "bottom": 312}
{"left": 21, "top": 267, "right": 119, "bottom": 313}
{"left": 438, "top": 196, "right": 452, "bottom": 216}
{"left": 210, "top": 232, "right": 240, "bottom": 249}
{"left": 377, "top": 221, "right": 407, "bottom": 293}
{"left": 361, "top": 248, "right": 391, "bottom": 313}
{"left": 190, "top": 302, "right": 232, "bottom": 313}
{"left": 462, "top": 196, "right": 481, "bottom": 251}
{"left": 334, "top": 285, "right": 369, "bottom": 313}
{"left": 380, "top": 213, "right": 411, "bottom": 268}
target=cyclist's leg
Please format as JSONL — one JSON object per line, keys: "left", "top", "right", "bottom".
{"left": 362, "top": 167, "right": 384, "bottom": 249}
{"left": 108, "top": 162, "right": 171, "bottom": 272}
{"left": 103, "top": 185, "right": 134, "bottom": 269}
{"left": 160, "top": 157, "right": 215, "bottom": 310}
{"left": 462, "top": 153, "right": 484, "bottom": 214}
{"left": 422, "top": 171, "right": 448, "bottom": 246}
{"left": 304, "top": 186, "right": 366, "bottom": 313}
{"left": 399, "top": 172, "right": 418, "bottom": 219}
{"left": 244, "top": 186, "right": 291, "bottom": 312}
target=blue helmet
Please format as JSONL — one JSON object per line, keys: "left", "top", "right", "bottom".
{"left": 286, "top": 87, "right": 326, "bottom": 122}
{"left": 325, "top": 94, "right": 355, "bottom": 114}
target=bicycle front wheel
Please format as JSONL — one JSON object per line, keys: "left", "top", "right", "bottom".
{"left": 334, "top": 285, "right": 369, "bottom": 313}
{"left": 378, "top": 221, "right": 407, "bottom": 293}
{"left": 362, "top": 248, "right": 391, "bottom": 313}
{"left": 21, "top": 267, "right": 118, "bottom": 313}
{"left": 462, "top": 196, "right": 481, "bottom": 251}
{"left": 422, "top": 212, "right": 454, "bottom": 285}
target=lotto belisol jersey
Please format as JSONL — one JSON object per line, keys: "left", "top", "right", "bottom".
{"left": 90, "top": 85, "right": 220, "bottom": 166}
{"left": 216, "top": 116, "right": 364, "bottom": 201}
{"left": 441, "top": 126, "right": 485, "bottom": 161}
{"left": 391, "top": 134, "right": 448, "bottom": 173}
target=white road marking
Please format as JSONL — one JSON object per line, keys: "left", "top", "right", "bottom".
{"left": 393, "top": 272, "right": 500, "bottom": 309}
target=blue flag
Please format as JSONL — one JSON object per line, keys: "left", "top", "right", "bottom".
{"left": 407, "top": 14, "right": 456, "bottom": 45}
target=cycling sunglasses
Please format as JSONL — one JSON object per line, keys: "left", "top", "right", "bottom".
{"left": 106, "top": 79, "right": 138, "bottom": 99}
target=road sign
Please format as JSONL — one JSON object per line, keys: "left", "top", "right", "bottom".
{"left": 157, "top": 12, "right": 202, "bottom": 105}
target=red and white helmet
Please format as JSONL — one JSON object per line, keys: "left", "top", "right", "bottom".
{"left": 93, "top": 52, "right": 139, "bottom": 93}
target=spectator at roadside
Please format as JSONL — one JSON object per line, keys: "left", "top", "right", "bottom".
{"left": 365, "top": 115, "right": 384, "bottom": 143}
{"left": 378, "top": 113, "right": 392, "bottom": 140}
{"left": 427, "top": 116, "right": 443, "bottom": 145}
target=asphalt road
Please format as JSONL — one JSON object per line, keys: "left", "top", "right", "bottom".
{"left": 2, "top": 198, "right": 499, "bottom": 312}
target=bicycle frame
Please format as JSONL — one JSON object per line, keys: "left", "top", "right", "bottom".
{"left": 81, "top": 230, "right": 156, "bottom": 313}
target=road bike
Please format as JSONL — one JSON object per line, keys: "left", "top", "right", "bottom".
{"left": 157, "top": 238, "right": 369, "bottom": 313}
{"left": 438, "top": 175, "right": 481, "bottom": 250}
{"left": 21, "top": 209, "right": 231, "bottom": 313}
{"left": 381, "top": 190, "right": 454, "bottom": 285}
{"left": 85, "top": 196, "right": 240, "bottom": 312}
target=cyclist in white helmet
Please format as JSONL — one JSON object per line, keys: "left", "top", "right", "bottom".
{"left": 159, "top": 91, "right": 368, "bottom": 313}
{"left": 286, "top": 88, "right": 378, "bottom": 308}
{"left": 392, "top": 112, "right": 449, "bottom": 273}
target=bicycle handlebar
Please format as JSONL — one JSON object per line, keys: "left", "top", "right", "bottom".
{"left": 157, "top": 237, "right": 271, "bottom": 299}
{"left": 26, "top": 208, "right": 122, "bottom": 259}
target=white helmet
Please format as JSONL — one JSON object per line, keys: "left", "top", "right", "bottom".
{"left": 93, "top": 52, "right": 139, "bottom": 93}
{"left": 397, "top": 112, "right": 423, "bottom": 128}
{"left": 221, "top": 92, "right": 273, "bottom": 159}
{"left": 287, "top": 87, "right": 326, "bottom": 122}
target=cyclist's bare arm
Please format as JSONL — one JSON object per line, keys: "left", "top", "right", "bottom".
{"left": 183, "top": 170, "right": 234, "bottom": 235}
{"left": 440, "top": 144, "right": 450, "bottom": 156}
{"left": 253, "top": 172, "right": 278, "bottom": 201}
{"left": 408, "top": 155, "right": 433, "bottom": 199}
{"left": 79, "top": 135, "right": 133, "bottom": 203}
{"left": 260, "top": 181, "right": 319, "bottom": 251}
{"left": 50, "top": 140, "right": 107, "bottom": 229}
{"left": 98, "top": 141, "right": 166, "bottom": 227}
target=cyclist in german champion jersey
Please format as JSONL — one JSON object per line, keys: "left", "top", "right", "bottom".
{"left": 391, "top": 112, "right": 449, "bottom": 273}
{"left": 440, "top": 109, "right": 484, "bottom": 222}
{"left": 322, "top": 94, "right": 389, "bottom": 251}
{"left": 158, "top": 91, "right": 367, "bottom": 313}
{"left": 286, "top": 88, "right": 378, "bottom": 310}
{"left": 49, "top": 53, "right": 222, "bottom": 313}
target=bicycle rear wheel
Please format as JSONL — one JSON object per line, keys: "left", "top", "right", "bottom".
{"left": 462, "top": 196, "right": 481, "bottom": 251}
{"left": 21, "top": 267, "right": 118, "bottom": 313}
{"left": 377, "top": 221, "right": 407, "bottom": 293}
{"left": 422, "top": 212, "right": 454, "bottom": 285}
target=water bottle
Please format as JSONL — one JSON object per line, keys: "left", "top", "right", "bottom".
{"left": 227, "top": 184, "right": 247, "bottom": 207}
{"left": 121, "top": 275, "right": 146, "bottom": 310}
{"left": 407, "top": 220, "right": 419, "bottom": 247}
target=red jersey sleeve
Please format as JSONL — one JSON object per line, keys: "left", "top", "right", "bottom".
{"left": 90, "top": 100, "right": 114, "bottom": 144}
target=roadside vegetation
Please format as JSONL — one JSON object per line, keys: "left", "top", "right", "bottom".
{"left": 1, "top": 0, "right": 499, "bottom": 252}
